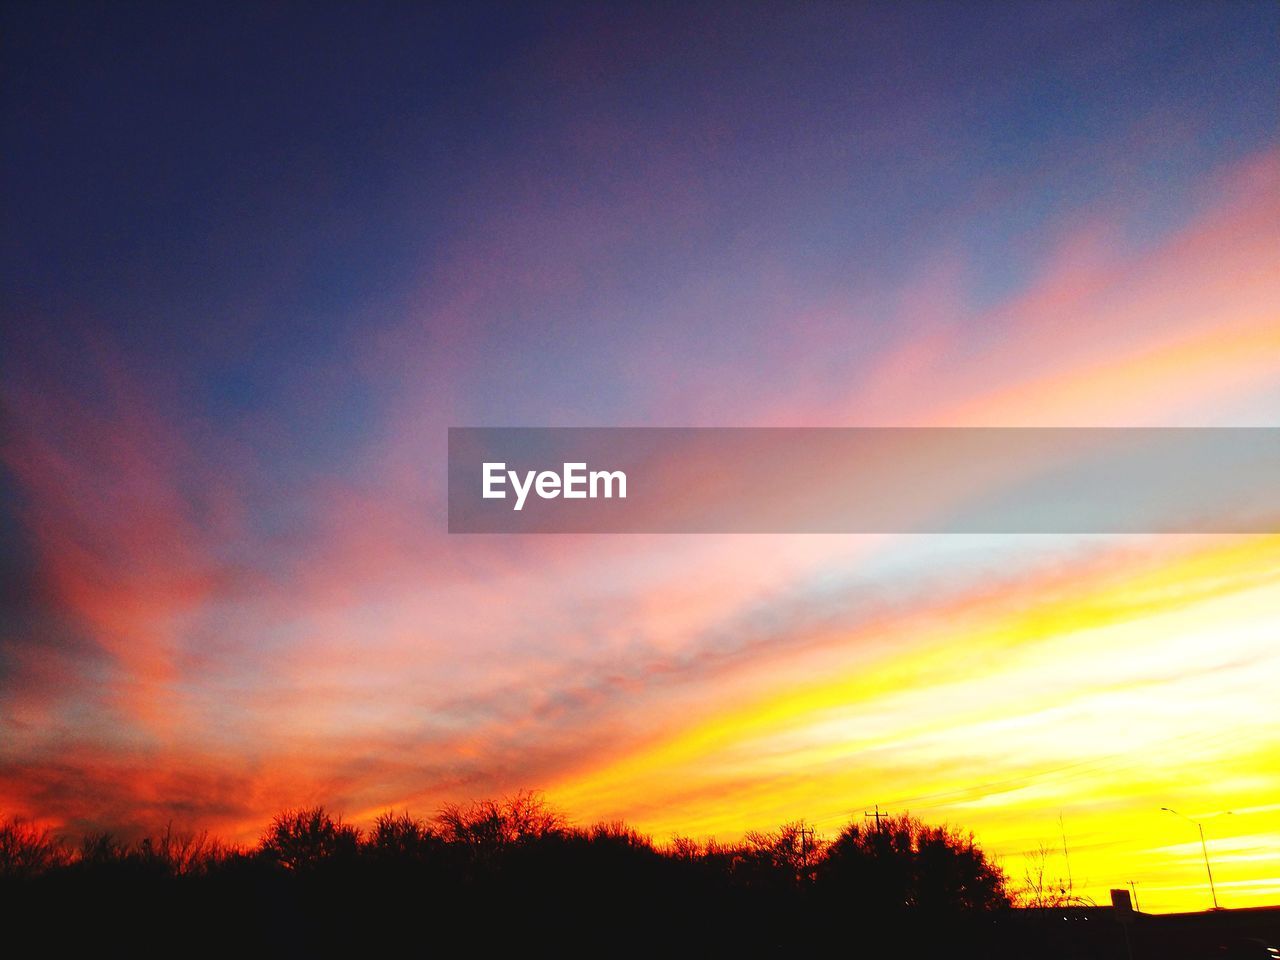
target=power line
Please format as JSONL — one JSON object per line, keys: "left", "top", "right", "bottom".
{"left": 798, "top": 823, "right": 815, "bottom": 878}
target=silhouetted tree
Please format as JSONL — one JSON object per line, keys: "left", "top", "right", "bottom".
{"left": 0, "top": 817, "right": 67, "bottom": 877}
{"left": 138, "top": 822, "right": 235, "bottom": 876}
{"left": 4, "top": 797, "right": 1049, "bottom": 957}
{"left": 741, "top": 819, "right": 826, "bottom": 887}
{"left": 368, "top": 810, "right": 441, "bottom": 860}
{"left": 259, "top": 806, "right": 359, "bottom": 870}
{"left": 79, "top": 831, "right": 127, "bottom": 866}
{"left": 1017, "top": 842, "right": 1093, "bottom": 909}
{"left": 820, "top": 812, "right": 1009, "bottom": 916}
{"left": 435, "top": 790, "right": 565, "bottom": 858}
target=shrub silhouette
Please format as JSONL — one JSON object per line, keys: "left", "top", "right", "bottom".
{"left": 1017, "top": 841, "right": 1094, "bottom": 909}
{"left": 0, "top": 817, "right": 68, "bottom": 878}
{"left": 138, "top": 823, "right": 235, "bottom": 876}
{"left": 2, "top": 798, "right": 1035, "bottom": 956}
{"left": 368, "top": 810, "right": 441, "bottom": 860}
{"left": 740, "top": 819, "right": 826, "bottom": 887}
{"left": 259, "top": 806, "right": 359, "bottom": 870}
{"left": 820, "top": 812, "right": 1008, "bottom": 916}
{"left": 79, "top": 831, "right": 128, "bottom": 866}
{"left": 435, "top": 789, "right": 565, "bottom": 856}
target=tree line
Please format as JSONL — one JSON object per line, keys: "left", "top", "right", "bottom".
{"left": 2, "top": 793, "right": 1107, "bottom": 957}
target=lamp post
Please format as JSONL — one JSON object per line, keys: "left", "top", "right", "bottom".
{"left": 1160, "top": 807, "right": 1229, "bottom": 910}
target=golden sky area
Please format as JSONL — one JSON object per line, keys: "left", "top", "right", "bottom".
{"left": 548, "top": 536, "right": 1280, "bottom": 913}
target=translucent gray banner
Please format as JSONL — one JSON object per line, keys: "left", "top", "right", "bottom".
{"left": 447, "top": 428, "right": 1280, "bottom": 533}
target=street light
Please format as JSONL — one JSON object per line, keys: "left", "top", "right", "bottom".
{"left": 1160, "top": 807, "right": 1231, "bottom": 910}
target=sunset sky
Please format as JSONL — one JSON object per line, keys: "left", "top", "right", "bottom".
{"left": 2, "top": 2, "right": 1278, "bottom": 914}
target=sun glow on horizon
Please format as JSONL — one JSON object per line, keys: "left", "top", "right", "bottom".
{"left": 547, "top": 535, "right": 1280, "bottom": 913}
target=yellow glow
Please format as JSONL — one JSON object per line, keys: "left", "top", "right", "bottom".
{"left": 549, "top": 536, "right": 1280, "bottom": 913}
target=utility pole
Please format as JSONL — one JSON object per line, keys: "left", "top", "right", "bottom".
{"left": 1196, "top": 821, "right": 1219, "bottom": 910}
{"left": 1161, "top": 807, "right": 1227, "bottom": 910}
{"left": 865, "top": 805, "right": 887, "bottom": 831}
{"left": 799, "top": 824, "right": 814, "bottom": 879}
{"left": 1059, "top": 813, "right": 1073, "bottom": 895}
